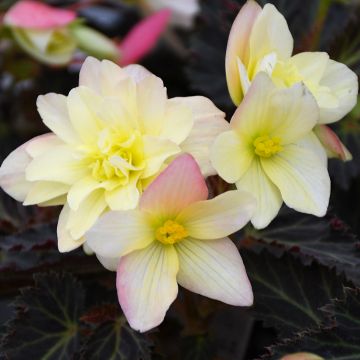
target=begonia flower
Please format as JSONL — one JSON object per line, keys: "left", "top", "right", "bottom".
{"left": 211, "top": 73, "right": 331, "bottom": 229}
{"left": 4, "top": 0, "right": 77, "bottom": 65}
{"left": 225, "top": 1, "right": 358, "bottom": 125}
{"left": 0, "top": 57, "right": 228, "bottom": 252}
{"left": 86, "top": 154, "right": 256, "bottom": 332}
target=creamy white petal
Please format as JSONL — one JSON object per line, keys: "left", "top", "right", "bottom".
{"left": 137, "top": 74, "right": 167, "bottom": 136}
{"left": 319, "top": 59, "right": 358, "bottom": 124}
{"left": 117, "top": 242, "right": 179, "bottom": 332}
{"left": 37, "top": 93, "right": 79, "bottom": 143}
{"left": 142, "top": 135, "right": 181, "bottom": 178}
{"left": 175, "top": 237, "right": 253, "bottom": 306}
{"left": 24, "top": 181, "right": 69, "bottom": 205}
{"left": 25, "top": 145, "right": 88, "bottom": 185}
{"left": 86, "top": 209, "right": 154, "bottom": 258}
{"left": 66, "top": 189, "right": 107, "bottom": 240}
{"left": 261, "top": 136, "right": 330, "bottom": 217}
{"left": 57, "top": 204, "right": 86, "bottom": 252}
{"left": 160, "top": 101, "right": 193, "bottom": 144}
{"left": 211, "top": 130, "right": 254, "bottom": 183}
{"left": 67, "top": 86, "right": 102, "bottom": 144}
{"left": 249, "top": 3, "right": 293, "bottom": 67}
{"left": 105, "top": 178, "right": 140, "bottom": 210}
{"left": 177, "top": 190, "right": 256, "bottom": 240}
{"left": 0, "top": 134, "right": 57, "bottom": 202}
{"left": 236, "top": 159, "right": 282, "bottom": 229}
{"left": 176, "top": 96, "right": 229, "bottom": 176}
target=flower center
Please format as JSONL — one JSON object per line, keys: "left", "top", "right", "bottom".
{"left": 155, "top": 220, "right": 188, "bottom": 245}
{"left": 83, "top": 128, "right": 144, "bottom": 183}
{"left": 253, "top": 135, "right": 283, "bottom": 158}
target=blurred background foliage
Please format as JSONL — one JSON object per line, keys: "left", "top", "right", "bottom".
{"left": 0, "top": 0, "right": 360, "bottom": 359}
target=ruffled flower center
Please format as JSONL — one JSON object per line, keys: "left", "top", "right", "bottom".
{"left": 253, "top": 135, "right": 283, "bottom": 158}
{"left": 82, "top": 128, "right": 145, "bottom": 183}
{"left": 155, "top": 220, "right": 188, "bottom": 245}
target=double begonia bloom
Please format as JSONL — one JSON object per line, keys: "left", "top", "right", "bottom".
{"left": 86, "top": 154, "right": 256, "bottom": 332}
{"left": 4, "top": 0, "right": 77, "bottom": 65}
{"left": 0, "top": 57, "right": 228, "bottom": 252}
{"left": 211, "top": 73, "right": 331, "bottom": 229}
{"left": 226, "top": 1, "right": 358, "bottom": 160}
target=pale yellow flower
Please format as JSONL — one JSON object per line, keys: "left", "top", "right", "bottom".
{"left": 86, "top": 154, "right": 256, "bottom": 332}
{"left": 0, "top": 57, "right": 228, "bottom": 252}
{"left": 211, "top": 73, "right": 331, "bottom": 229}
{"left": 226, "top": 0, "right": 358, "bottom": 125}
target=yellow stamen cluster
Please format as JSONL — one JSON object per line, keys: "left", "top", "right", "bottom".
{"left": 253, "top": 135, "right": 283, "bottom": 158}
{"left": 155, "top": 220, "right": 188, "bottom": 245}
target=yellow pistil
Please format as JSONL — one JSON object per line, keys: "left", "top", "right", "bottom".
{"left": 253, "top": 135, "right": 283, "bottom": 158}
{"left": 155, "top": 220, "right": 188, "bottom": 245}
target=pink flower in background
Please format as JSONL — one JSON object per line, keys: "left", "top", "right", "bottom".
{"left": 118, "top": 9, "right": 171, "bottom": 66}
{"left": 4, "top": 0, "right": 77, "bottom": 65}
{"left": 4, "top": 0, "right": 76, "bottom": 29}
{"left": 3, "top": 1, "right": 171, "bottom": 66}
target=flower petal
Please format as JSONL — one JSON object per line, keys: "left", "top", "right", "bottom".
{"left": 267, "top": 82, "right": 319, "bottom": 144}
{"left": 314, "top": 125, "right": 352, "bottom": 161}
{"left": 57, "top": 204, "right": 86, "bottom": 252}
{"left": 261, "top": 135, "right": 330, "bottom": 217}
{"left": 159, "top": 101, "right": 193, "bottom": 144}
{"left": 142, "top": 135, "right": 181, "bottom": 178}
{"left": 225, "top": 0, "right": 261, "bottom": 104}
{"left": 249, "top": 3, "right": 293, "bottom": 65}
{"left": 236, "top": 159, "right": 282, "bottom": 229}
{"left": 136, "top": 75, "right": 167, "bottom": 136}
{"left": 177, "top": 190, "right": 256, "bottom": 240}
{"left": 176, "top": 96, "right": 229, "bottom": 177}
{"left": 117, "top": 242, "right": 179, "bottom": 332}
{"left": 289, "top": 52, "right": 329, "bottom": 84}
{"left": 119, "top": 9, "right": 170, "bottom": 66}
{"left": 211, "top": 130, "right": 254, "bottom": 183}
{"left": 140, "top": 154, "right": 208, "bottom": 218}
{"left": 105, "top": 177, "right": 140, "bottom": 210}
{"left": 96, "top": 254, "right": 119, "bottom": 271}
{"left": 67, "top": 86, "right": 102, "bottom": 144}
{"left": 123, "top": 64, "right": 152, "bottom": 83}
{"left": 86, "top": 209, "right": 154, "bottom": 258}
{"left": 24, "top": 181, "right": 69, "bottom": 205}
{"left": 319, "top": 59, "right": 358, "bottom": 124}
{"left": 230, "top": 72, "right": 275, "bottom": 135}
{"left": 0, "top": 134, "right": 56, "bottom": 202}
{"left": 37, "top": 93, "right": 79, "bottom": 143}
{"left": 25, "top": 145, "right": 88, "bottom": 185}
{"left": 66, "top": 189, "right": 107, "bottom": 240}
{"left": 4, "top": 0, "right": 76, "bottom": 29}
{"left": 175, "top": 237, "right": 253, "bottom": 306}
{"left": 79, "top": 57, "right": 129, "bottom": 96}
{"left": 67, "top": 176, "right": 102, "bottom": 211}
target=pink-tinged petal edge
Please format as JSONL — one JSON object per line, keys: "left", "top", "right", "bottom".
{"left": 117, "top": 242, "right": 179, "bottom": 332}
{"left": 118, "top": 9, "right": 171, "bottom": 66}
{"left": 140, "top": 154, "right": 208, "bottom": 218}
{"left": 225, "top": 0, "right": 262, "bottom": 105}
{"left": 4, "top": 0, "right": 76, "bottom": 29}
{"left": 315, "top": 125, "right": 352, "bottom": 162}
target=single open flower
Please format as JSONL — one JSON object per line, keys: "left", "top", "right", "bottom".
{"left": 0, "top": 57, "right": 228, "bottom": 252}
{"left": 226, "top": 0, "right": 358, "bottom": 125}
{"left": 86, "top": 154, "right": 256, "bottom": 332}
{"left": 4, "top": 0, "right": 77, "bottom": 65}
{"left": 211, "top": 73, "right": 331, "bottom": 229}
